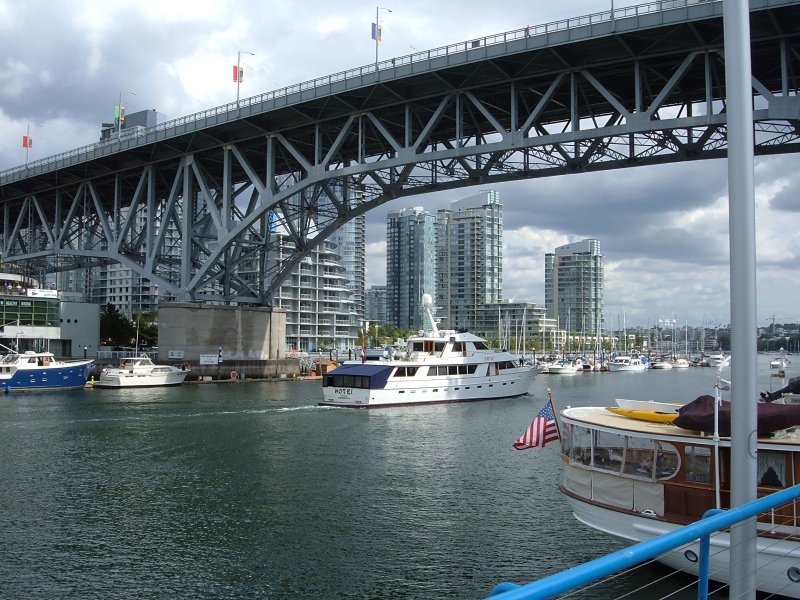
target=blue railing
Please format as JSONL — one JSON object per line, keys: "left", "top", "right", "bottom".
{"left": 487, "top": 484, "right": 800, "bottom": 600}
{"left": 0, "top": 0, "right": 724, "bottom": 181}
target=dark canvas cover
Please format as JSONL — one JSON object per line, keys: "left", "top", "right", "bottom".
{"left": 674, "top": 394, "right": 800, "bottom": 436}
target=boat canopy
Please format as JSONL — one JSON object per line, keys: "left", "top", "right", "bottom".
{"left": 323, "top": 363, "right": 394, "bottom": 389}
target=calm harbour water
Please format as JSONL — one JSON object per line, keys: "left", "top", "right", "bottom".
{"left": 0, "top": 355, "right": 787, "bottom": 599}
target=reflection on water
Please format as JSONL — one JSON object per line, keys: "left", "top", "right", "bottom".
{"left": 0, "top": 355, "right": 785, "bottom": 598}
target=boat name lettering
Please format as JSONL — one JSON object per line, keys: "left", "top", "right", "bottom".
{"left": 334, "top": 388, "right": 353, "bottom": 395}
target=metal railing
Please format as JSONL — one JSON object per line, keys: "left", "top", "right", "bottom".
{"left": 487, "top": 484, "right": 800, "bottom": 600}
{"left": 0, "top": 0, "right": 724, "bottom": 181}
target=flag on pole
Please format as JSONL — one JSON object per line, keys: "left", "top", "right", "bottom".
{"left": 233, "top": 65, "right": 244, "bottom": 82}
{"left": 371, "top": 22, "right": 382, "bottom": 43}
{"left": 513, "top": 399, "right": 559, "bottom": 450}
{"left": 22, "top": 135, "right": 32, "bottom": 149}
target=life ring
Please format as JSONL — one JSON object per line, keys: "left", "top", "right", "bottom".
{"left": 230, "top": 371, "right": 239, "bottom": 380}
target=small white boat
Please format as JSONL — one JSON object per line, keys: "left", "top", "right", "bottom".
{"left": 649, "top": 357, "right": 673, "bottom": 370}
{"left": 670, "top": 357, "right": 690, "bottom": 368}
{"left": 0, "top": 350, "right": 93, "bottom": 392}
{"left": 320, "top": 294, "right": 536, "bottom": 408}
{"left": 607, "top": 355, "right": 647, "bottom": 372}
{"left": 771, "top": 349, "right": 790, "bottom": 370}
{"left": 547, "top": 359, "right": 579, "bottom": 375}
{"left": 705, "top": 353, "right": 726, "bottom": 367}
{"left": 96, "top": 355, "right": 190, "bottom": 388}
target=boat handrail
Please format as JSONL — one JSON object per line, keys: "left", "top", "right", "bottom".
{"left": 487, "top": 483, "right": 800, "bottom": 600}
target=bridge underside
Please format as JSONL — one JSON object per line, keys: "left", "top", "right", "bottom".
{"left": 1, "top": 2, "right": 799, "bottom": 305}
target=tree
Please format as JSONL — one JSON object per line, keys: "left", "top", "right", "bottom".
{"left": 100, "top": 304, "right": 136, "bottom": 347}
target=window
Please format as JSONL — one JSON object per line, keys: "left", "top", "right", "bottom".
{"left": 593, "top": 430, "right": 625, "bottom": 473}
{"left": 570, "top": 425, "right": 592, "bottom": 466}
{"left": 758, "top": 451, "right": 785, "bottom": 488}
{"left": 624, "top": 438, "right": 655, "bottom": 478}
{"left": 393, "top": 367, "right": 418, "bottom": 377}
{"left": 685, "top": 445, "right": 712, "bottom": 484}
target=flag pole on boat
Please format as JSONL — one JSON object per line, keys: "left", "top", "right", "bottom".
{"left": 723, "top": 1, "right": 759, "bottom": 597}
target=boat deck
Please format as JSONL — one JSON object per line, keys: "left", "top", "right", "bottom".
{"left": 561, "top": 406, "right": 800, "bottom": 448}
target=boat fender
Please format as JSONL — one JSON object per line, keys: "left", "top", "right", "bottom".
{"left": 230, "top": 371, "right": 239, "bottom": 380}
{"left": 640, "top": 509, "right": 657, "bottom": 518}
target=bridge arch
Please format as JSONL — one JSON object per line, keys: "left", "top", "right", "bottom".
{"left": 1, "top": 0, "right": 799, "bottom": 305}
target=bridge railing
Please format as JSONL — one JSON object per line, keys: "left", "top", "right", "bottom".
{"left": 0, "top": 0, "right": 723, "bottom": 182}
{"left": 486, "top": 483, "right": 800, "bottom": 600}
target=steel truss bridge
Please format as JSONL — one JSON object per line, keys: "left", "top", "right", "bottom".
{"left": 1, "top": 0, "right": 799, "bottom": 306}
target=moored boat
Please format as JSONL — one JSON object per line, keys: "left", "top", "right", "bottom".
{"left": 95, "top": 355, "right": 190, "bottom": 388}
{"left": 0, "top": 350, "right": 93, "bottom": 392}
{"left": 547, "top": 359, "right": 579, "bottom": 375}
{"left": 559, "top": 393, "right": 800, "bottom": 598}
{"left": 320, "top": 295, "right": 535, "bottom": 408}
{"left": 607, "top": 354, "right": 648, "bottom": 372}
{"left": 649, "top": 357, "right": 673, "bottom": 369}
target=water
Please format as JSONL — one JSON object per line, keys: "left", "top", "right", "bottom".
{"left": 0, "top": 356, "right": 787, "bottom": 599}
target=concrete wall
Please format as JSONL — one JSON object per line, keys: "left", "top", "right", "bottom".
{"left": 60, "top": 302, "right": 101, "bottom": 357}
{"left": 157, "top": 303, "right": 286, "bottom": 361}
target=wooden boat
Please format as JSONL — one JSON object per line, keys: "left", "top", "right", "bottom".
{"left": 559, "top": 394, "right": 800, "bottom": 598}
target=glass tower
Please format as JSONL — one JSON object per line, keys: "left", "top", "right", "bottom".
{"left": 435, "top": 190, "right": 503, "bottom": 331}
{"left": 545, "top": 239, "right": 604, "bottom": 339}
{"left": 385, "top": 207, "right": 437, "bottom": 330}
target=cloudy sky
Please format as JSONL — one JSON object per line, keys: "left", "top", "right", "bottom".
{"left": 1, "top": 0, "right": 798, "bottom": 329}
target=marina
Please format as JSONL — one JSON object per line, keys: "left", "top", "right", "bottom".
{"left": 0, "top": 353, "right": 792, "bottom": 599}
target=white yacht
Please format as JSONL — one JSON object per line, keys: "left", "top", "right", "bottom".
{"left": 96, "top": 355, "right": 190, "bottom": 388}
{"left": 320, "top": 295, "right": 535, "bottom": 408}
{"left": 547, "top": 359, "right": 579, "bottom": 375}
{"left": 607, "top": 355, "right": 647, "bottom": 372}
{"left": 705, "top": 353, "right": 726, "bottom": 367}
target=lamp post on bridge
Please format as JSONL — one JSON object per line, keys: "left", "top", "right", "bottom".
{"left": 117, "top": 90, "right": 136, "bottom": 139}
{"left": 373, "top": 6, "right": 392, "bottom": 70}
{"left": 23, "top": 123, "right": 44, "bottom": 167}
{"left": 235, "top": 50, "right": 255, "bottom": 108}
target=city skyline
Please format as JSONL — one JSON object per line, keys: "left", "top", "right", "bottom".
{"left": 1, "top": 1, "right": 798, "bottom": 328}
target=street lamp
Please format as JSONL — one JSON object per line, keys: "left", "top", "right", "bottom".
{"left": 374, "top": 6, "right": 392, "bottom": 70}
{"left": 23, "top": 123, "right": 44, "bottom": 166}
{"left": 117, "top": 90, "right": 136, "bottom": 139}
{"left": 236, "top": 50, "right": 255, "bottom": 107}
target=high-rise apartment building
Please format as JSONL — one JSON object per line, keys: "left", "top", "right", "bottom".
{"left": 365, "top": 285, "right": 387, "bottom": 324}
{"left": 272, "top": 235, "right": 359, "bottom": 352}
{"left": 435, "top": 190, "right": 503, "bottom": 331}
{"left": 545, "top": 239, "right": 604, "bottom": 337}
{"left": 385, "top": 206, "right": 437, "bottom": 330}
{"left": 328, "top": 215, "right": 366, "bottom": 320}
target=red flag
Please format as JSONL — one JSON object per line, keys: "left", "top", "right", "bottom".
{"left": 22, "top": 135, "right": 32, "bottom": 149}
{"left": 513, "top": 399, "right": 559, "bottom": 450}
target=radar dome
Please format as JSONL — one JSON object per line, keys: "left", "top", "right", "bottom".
{"left": 421, "top": 293, "right": 433, "bottom": 307}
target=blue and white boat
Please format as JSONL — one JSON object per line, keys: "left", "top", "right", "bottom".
{"left": 320, "top": 294, "right": 535, "bottom": 408}
{"left": 0, "top": 350, "right": 94, "bottom": 392}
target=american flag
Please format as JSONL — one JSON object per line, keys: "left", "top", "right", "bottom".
{"left": 513, "top": 399, "right": 559, "bottom": 450}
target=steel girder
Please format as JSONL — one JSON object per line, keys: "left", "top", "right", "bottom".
{"left": 2, "top": 11, "right": 800, "bottom": 305}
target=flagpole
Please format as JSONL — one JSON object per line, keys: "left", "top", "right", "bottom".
{"left": 236, "top": 50, "right": 255, "bottom": 109}
{"left": 547, "top": 387, "right": 562, "bottom": 441}
{"left": 375, "top": 6, "right": 392, "bottom": 71}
